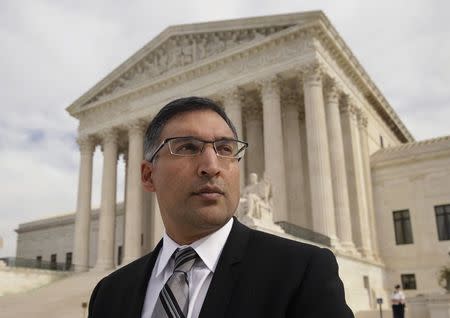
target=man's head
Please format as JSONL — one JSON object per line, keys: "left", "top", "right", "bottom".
{"left": 141, "top": 97, "right": 245, "bottom": 244}
{"left": 143, "top": 97, "right": 238, "bottom": 162}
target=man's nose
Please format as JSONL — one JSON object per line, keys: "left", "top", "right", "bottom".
{"left": 197, "top": 144, "right": 221, "bottom": 177}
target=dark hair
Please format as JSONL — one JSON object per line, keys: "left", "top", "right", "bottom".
{"left": 143, "top": 96, "right": 238, "bottom": 161}
{"left": 395, "top": 285, "right": 400, "bottom": 289}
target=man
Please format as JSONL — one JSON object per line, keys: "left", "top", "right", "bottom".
{"left": 88, "top": 96, "right": 354, "bottom": 318}
{"left": 391, "top": 284, "right": 406, "bottom": 318}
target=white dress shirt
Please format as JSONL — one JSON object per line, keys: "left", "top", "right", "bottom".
{"left": 141, "top": 218, "right": 233, "bottom": 318}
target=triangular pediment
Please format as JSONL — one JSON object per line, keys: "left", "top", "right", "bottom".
{"left": 67, "top": 11, "right": 324, "bottom": 112}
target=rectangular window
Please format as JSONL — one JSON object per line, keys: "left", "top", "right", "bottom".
{"left": 393, "top": 210, "right": 414, "bottom": 244}
{"left": 117, "top": 246, "right": 123, "bottom": 266}
{"left": 380, "top": 135, "right": 384, "bottom": 148}
{"left": 36, "top": 255, "right": 42, "bottom": 268}
{"left": 401, "top": 273, "right": 417, "bottom": 290}
{"left": 435, "top": 204, "right": 450, "bottom": 241}
{"left": 50, "top": 254, "right": 57, "bottom": 270}
{"left": 65, "top": 252, "right": 72, "bottom": 271}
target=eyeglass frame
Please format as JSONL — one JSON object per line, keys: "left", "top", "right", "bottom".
{"left": 148, "top": 136, "right": 249, "bottom": 163}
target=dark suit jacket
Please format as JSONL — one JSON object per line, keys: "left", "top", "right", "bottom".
{"left": 88, "top": 219, "right": 354, "bottom": 317}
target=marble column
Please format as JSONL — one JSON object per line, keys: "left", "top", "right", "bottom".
{"left": 301, "top": 65, "right": 338, "bottom": 244}
{"left": 282, "top": 87, "right": 308, "bottom": 228}
{"left": 358, "top": 110, "right": 380, "bottom": 260}
{"left": 259, "top": 77, "right": 288, "bottom": 223}
{"left": 73, "top": 136, "right": 95, "bottom": 272}
{"left": 123, "top": 120, "right": 146, "bottom": 265}
{"left": 324, "top": 81, "right": 356, "bottom": 253}
{"left": 222, "top": 88, "right": 245, "bottom": 187}
{"left": 340, "top": 98, "right": 373, "bottom": 258}
{"left": 95, "top": 128, "right": 119, "bottom": 270}
{"left": 243, "top": 96, "right": 264, "bottom": 182}
{"left": 298, "top": 109, "right": 312, "bottom": 229}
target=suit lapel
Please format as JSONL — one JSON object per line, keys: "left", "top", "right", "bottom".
{"left": 127, "top": 240, "right": 163, "bottom": 318}
{"left": 198, "top": 219, "right": 250, "bottom": 318}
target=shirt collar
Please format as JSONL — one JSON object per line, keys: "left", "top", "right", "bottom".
{"left": 155, "top": 218, "right": 233, "bottom": 277}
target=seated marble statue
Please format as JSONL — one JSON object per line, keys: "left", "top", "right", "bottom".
{"left": 241, "top": 172, "right": 272, "bottom": 219}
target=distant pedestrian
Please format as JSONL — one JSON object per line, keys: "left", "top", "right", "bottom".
{"left": 391, "top": 284, "right": 406, "bottom": 318}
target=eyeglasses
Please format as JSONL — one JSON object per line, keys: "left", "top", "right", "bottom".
{"left": 148, "top": 136, "right": 248, "bottom": 162}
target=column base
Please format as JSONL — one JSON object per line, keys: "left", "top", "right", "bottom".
{"left": 338, "top": 241, "right": 361, "bottom": 257}
{"left": 92, "top": 259, "right": 115, "bottom": 272}
{"left": 73, "top": 263, "right": 90, "bottom": 272}
{"left": 357, "top": 247, "right": 376, "bottom": 261}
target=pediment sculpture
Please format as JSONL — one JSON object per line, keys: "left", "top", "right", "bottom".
{"left": 86, "top": 25, "right": 293, "bottom": 104}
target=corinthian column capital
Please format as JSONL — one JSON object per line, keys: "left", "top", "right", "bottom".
{"left": 256, "top": 75, "right": 281, "bottom": 99}
{"left": 242, "top": 95, "right": 262, "bottom": 121}
{"left": 324, "top": 79, "right": 341, "bottom": 105}
{"left": 220, "top": 87, "right": 242, "bottom": 104}
{"left": 126, "top": 119, "right": 147, "bottom": 137}
{"left": 77, "top": 135, "right": 95, "bottom": 154}
{"left": 299, "top": 62, "right": 324, "bottom": 86}
{"left": 339, "top": 96, "right": 358, "bottom": 119}
{"left": 357, "top": 109, "right": 368, "bottom": 129}
{"left": 99, "top": 128, "right": 119, "bottom": 146}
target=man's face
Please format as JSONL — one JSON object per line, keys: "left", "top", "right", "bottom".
{"left": 141, "top": 109, "right": 240, "bottom": 244}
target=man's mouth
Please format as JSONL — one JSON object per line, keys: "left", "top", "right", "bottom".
{"left": 192, "top": 186, "right": 225, "bottom": 199}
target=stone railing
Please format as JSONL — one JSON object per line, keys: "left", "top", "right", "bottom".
{"left": 0, "top": 257, "right": 72, "bottom": 272}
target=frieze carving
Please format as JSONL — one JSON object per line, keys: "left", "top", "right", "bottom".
{"left": 87, "top": 26, "right": 292, "bottom": 104}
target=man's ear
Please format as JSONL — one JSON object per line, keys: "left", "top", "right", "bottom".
{"left": 141, "top": 160, "right": 156, "bottom": 192}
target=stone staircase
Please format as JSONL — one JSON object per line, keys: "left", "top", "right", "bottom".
{"left": 0, "top": 270, "right": 110, "bottom": 318}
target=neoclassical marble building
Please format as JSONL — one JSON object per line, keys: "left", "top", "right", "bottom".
{"left": 14, "top": 11, "right": 450, "bottom": 315}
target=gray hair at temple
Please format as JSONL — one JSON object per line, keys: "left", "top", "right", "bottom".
{"left": 143, "top": 96, "right": 238, "bottom": 162}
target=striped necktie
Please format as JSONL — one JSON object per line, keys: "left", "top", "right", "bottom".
{"left": 151, "top": 247, "right": 198, "bottom": 318}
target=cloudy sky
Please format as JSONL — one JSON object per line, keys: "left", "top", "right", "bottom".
{"left": 0, "top": 0, "right": 449, "bottom": 258}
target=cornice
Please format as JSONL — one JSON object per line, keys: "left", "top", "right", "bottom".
{"left": 15, "top": 203, "right": 126, "bottom": 234}
{"left": 311, "top": 17, "right": 414, "bottom": 143}
{"left": 371, "top": 135, "right": 450, "bottom": 165}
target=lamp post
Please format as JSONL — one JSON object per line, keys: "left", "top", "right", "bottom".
{"left": 376, "top": 298, "right": 383, "bottom": 318}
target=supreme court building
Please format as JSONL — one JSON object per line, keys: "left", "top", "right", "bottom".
{"left": 15, "top": 11, "right": 450, "bottom": 315}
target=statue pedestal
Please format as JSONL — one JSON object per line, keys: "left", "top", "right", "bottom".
{"left": 238, "top": 214, "right": 285, "bottom": 235}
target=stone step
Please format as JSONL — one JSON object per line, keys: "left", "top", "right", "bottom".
{"left": 0, "top": 270, "right": 110, "bottom": 318}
